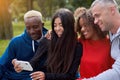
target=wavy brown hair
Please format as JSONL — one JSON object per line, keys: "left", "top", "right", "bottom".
{"left": 76, "top": 10, "right": 107, "bottom": 40}
{"left": 46, "top": 8, "right": 77, "bottom": 73}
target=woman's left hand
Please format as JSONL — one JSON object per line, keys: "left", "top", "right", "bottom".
{"left": 30, "top": 71, "right": 45, "bottom": 80}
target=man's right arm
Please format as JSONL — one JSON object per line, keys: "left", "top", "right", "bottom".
{"left": 0, "top": 39, "right": 16, "bottom": 65}
{"left": 82, "top": 57, "right": 120, "bottom": 80}
{"left": 0, "top": 39, "right": 16, "bottom": 77}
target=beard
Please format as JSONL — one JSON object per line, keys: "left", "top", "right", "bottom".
{"left": 102, "top": 20, "right": 113, "bottom": 31}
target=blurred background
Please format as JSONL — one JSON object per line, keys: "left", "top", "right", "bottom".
{"left": 0, "top": 0, "right": 120, "bottom": 55}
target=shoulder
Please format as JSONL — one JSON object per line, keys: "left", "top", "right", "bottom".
{"left": 9, "top": 35, "right": 22, "bottom": 44}
{"left": 42, "top": 27, "right": 48, "bottom": 35}
{"left": 39, "top": 37, "right": 50, "bottom": 45}
{"left": 37, "top": 37, "right": 50, "bottom": 51}
{"left": 8, "top": 34, "right": 25, "bottom": 47}
{"left": 36, "top": 37, "right": 49, "bottom": 56}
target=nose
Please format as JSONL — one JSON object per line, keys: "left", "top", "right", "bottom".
{"left": 94, "top": 18, "right": 98, "bottom": 24}
{"left": 29, "top": 28, "right": 35, "bottom": 34}
{"left": 56, "top": 26, "right": 60, "bottom": 31}
{"left": 81, "top": 26, "right": 85, "bottom": 32}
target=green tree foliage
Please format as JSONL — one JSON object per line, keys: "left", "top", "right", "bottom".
{"left": 37, "top": 0, "right": 66, "bottom": 20}
{"left": 10, "top": 0, "right": 32, "bottom": 21}
{"left": 37, "top": 0, "right": 53, "bottom": 20}
{"left": 116, "top": 0, "right": 120, "bottom": 11}
{"left": 10, "top": 0, "right": 95, "bottom": 21}
{"left": 72, "top": 0, "right": 94, "bottom": 9}
{"left": 27, "top": 0, "right": 33, "bottom": 10}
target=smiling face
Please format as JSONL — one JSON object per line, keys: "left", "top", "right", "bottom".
{"left": 79, "top": 17, "right": 98, "bottom": 40}
{"left": 92, "top": 4, "right": 113, "bottom": 31}
{"left": 25, "top": 17, "right": 42, "bottom": 40}
{"left": 54, "top": 17, "right": 64, "bottom": 37}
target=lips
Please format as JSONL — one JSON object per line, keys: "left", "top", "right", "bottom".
{"left": 58, "top": 33, "right": 62, "bottom": 37}
{"left": 56, "top": 32, "right": 62, "bottom": 37}
{"left": 31, "top": 35, "right": 38, "bottom": 39}
{"left": 98, "top": 21, "right": 103, "bottom": 28}
{"left": 83, "top": 31, "right": 88, "bottom": 36}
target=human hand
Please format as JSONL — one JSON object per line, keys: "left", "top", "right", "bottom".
{"left": 12, "top": 59, "right": 23, "bottom": 73}
{"left": 45, "top": 30, "right": 52, "bottom": 40}
{"left": 30, "top": 71, "right": 45, "bottom": 80}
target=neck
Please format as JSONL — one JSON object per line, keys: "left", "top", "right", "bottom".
{"left": 91, "top": 34, "right": 101, "bottom": 40}
{"left": 36, "top": 34, "right": 43, "bottom": 42}
{"left": 111, "top": 26, "right": 119, "bottom": 34}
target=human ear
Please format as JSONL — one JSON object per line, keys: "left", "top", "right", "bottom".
{"left": 110, "top": 6, "right": 116, "bottom": 15}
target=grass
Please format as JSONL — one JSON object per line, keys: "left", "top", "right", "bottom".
{"left": 0, "top": 21, "right": 51, "bottom": 56}
{"left": 0, "top": 40, "right": 10, "bottom": 55}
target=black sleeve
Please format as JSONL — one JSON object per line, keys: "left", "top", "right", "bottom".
{"left": 45, "top": 42, "right": 83, "bottom": 80}
{"left": 29, "top": 37, "right": 50, "bottom": 71}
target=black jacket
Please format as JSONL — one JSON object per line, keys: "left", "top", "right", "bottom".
{"left": 30, "top": 37, "right": 83, "bottom": 80}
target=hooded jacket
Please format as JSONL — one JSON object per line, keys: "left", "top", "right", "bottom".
{"left": 0, "top": 27, "right": 47, "bottom": 80}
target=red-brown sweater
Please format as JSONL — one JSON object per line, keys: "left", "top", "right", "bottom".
{"left": 79, "top": 38, "right": 114, "bottom": 78}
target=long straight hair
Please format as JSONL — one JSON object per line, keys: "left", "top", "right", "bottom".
{"left": 46, "top": 8, "right": 77, "bottom": 73}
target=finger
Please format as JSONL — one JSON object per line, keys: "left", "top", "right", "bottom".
{"left": 14, "top": 63, "right": 23, "bottom": 73}
{"left": 30, "top": 71, "right": 41, "bottom": 75}
{"left": 15, "top": 66, "right": 23, "bottom": 73}
{"left": 12, "top": 59, "right": 17, "bottom": 65}
{"left": 32, "top": 76, "right": 41, "bottom": 80}
{"left": 14, "top": 62, "right": 20, "bottom": 69}
{"left": 30, "top": 71, "right": 43, "bottom": 80}
{"left": 16, "top": 69, "right": 22, "bottom": 73}
{"left": 45, "top": 30, "right": 52, "bottom": 40}
{"left": 31, "top": 74, "right": 41, "bottom": 80}
{"left": 39, "top": 76, "right": 45, "bottom": 80}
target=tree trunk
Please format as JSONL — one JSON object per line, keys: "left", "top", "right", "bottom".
{"left": 0, "top": 0, "right": 13, "bottom": 39}
{"left": 27, "top": 0, "right": 33, "bottom": 10}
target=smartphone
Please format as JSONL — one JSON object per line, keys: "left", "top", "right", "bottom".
{"left": 16, "top": 61, "right": 33, "bottom": 71}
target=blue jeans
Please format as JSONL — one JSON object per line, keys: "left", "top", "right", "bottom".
{"left": 76, "top": 72, "right": 80, "bottom": 78}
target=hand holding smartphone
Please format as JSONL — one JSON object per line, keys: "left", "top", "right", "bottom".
{"left": 15, "top": 61, "right": 33, "bottom": 71}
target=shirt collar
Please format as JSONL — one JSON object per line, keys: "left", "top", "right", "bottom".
{"left": 109, "top": 27, "right": 120, "bottom": 41}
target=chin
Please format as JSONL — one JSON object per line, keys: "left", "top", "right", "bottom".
{"left": 58, "top": 34, "right": 62, "bottom": 37}
{"left": 85, "top": 36, "right": 89, "bottom": 39}
{"left": 31, "top": 37, "right": 38, "bottom": 40}
{"left": 58, "top": 36, "right": 61, "bottom": 38}
{"left": 101, "top": 28, "right": 106, "bottom": 31}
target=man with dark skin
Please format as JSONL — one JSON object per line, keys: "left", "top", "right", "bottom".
{"left": 0, "top": 10, "right": 47, "bottom": 80}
